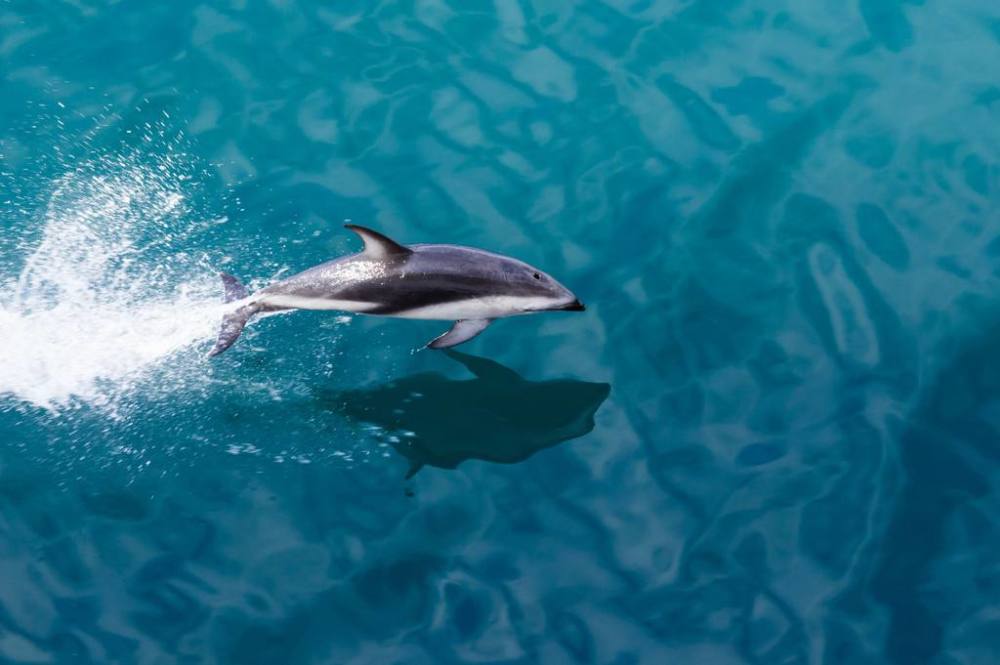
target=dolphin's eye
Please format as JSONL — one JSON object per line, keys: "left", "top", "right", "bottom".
{"left": 533, "top": 272, "right": 540, "bottom": 280}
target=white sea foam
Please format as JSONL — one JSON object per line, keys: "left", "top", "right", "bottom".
{"left": 0, "top": 153, "right": 224, "bottom": 412}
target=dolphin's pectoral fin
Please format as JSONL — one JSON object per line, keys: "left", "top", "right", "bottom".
{"left": 426, "top": 319, "right": 493, "bottom": 350}
{"left": 344, "top": 224, "right": 412, "bottom": 260}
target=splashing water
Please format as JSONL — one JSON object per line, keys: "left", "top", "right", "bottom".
{"left": 0, "top": 153, "right": 225, "bottom": 412}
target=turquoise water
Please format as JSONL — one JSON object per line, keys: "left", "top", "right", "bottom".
{"left": 1, "top": 1, "right": 998, "bottom": 663}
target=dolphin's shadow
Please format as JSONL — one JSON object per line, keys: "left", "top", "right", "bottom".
{"left": 321, "top": 351, "right": 610, "bottom": 477}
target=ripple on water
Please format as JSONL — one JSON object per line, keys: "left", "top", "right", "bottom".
{"left": 808, "top": 243, "right": 880, "bottom": 368}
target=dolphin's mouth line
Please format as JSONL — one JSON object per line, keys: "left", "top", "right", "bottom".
{"left": 525, "top": 299, "right": 586, "bottom": 313}
{"left": 555, "top": 299, "right": 586, "bottom": 312}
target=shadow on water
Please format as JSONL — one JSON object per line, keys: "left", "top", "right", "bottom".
{"left": 321, "top": 350, "right": 611, "bottom": 478}
{"left": 0, "top": 351, "right": 611, "bottom": 664}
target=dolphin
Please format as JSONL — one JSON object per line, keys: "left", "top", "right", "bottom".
{"left": 209, "top": 225, "right": 585, "bottom": 356}
{"left": 323, "top": 350, "right": 610, "bottom": 478}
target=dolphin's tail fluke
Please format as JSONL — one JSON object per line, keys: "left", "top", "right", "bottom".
{"left": 209, "top": 273, "right": 255, "bottom": 357}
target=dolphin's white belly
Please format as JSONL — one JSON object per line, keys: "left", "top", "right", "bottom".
{"left": 259, "top": 292, "right": 561, "bottom": 320}
{"left": 389, "top": 295, "right": 557, "bottom": 320}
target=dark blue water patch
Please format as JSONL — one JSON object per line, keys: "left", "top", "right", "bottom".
{"left": 735, "top": 442, "right": 786, "bottom": 467}
{"left": 690, "top": 92, "right": 852, "bottom": 239}
{"left": 129, "top": 567, "right": 209, "bottom": 651}
{"left": 962, "top": 153, "right": 991, "bottom": 196}
{"left": 855, "top": 202, "right": 910, "bottom": 271}
{"left": 975, "top": 85, "right": 1000, "bottom": 107}
{"left": 40, "top": 539, "right": 92, "bottom": 587}
{"left": 446, "top": 585, "right": 486, "bottom": 640}
{"left": 859, "top": 0, "right": 914, "bottom": 52}
{"left": 746, "top": 341, "right": 801, "bottom": 390}
{"left": 150, "top": 508, "right": 215, "bottom": 559}
{"left": 847, "top": 136, "right": 895, "bottom": 171}
{"left": 355, "top": 555, "right": 447, "bottom": 618}
{"left": 79, "top": 490, "right": 150, "bottom": 522}
{"left": 656, "top": 76, "right": 740, "bottom": 152}
{"left": 550, "top": 610, "right": 595, "bottom": 663}
{"left": 936, "top": 255, "right": 972, "bottom": 280}
{"left": 673, "top": 279, "right": 757, "bottom": 373}
{"left": 711, "top": 77, "right": 785, "bottom": 122}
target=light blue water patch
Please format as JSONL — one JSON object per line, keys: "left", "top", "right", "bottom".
{"left": 1, "top": 1, "right": 999, "bottom": 664}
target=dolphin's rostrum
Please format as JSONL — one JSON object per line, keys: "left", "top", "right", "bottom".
{"left": 209, "top": 225, "right": 585, "bottom": 356}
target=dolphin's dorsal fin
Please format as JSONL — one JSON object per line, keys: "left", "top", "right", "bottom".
{"left": 219, "top": 272, "right": 249, "bottom": 303}
{"left": 345, "top": 224, "right": 412, "bottom": 259}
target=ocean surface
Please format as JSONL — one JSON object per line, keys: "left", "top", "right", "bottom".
{"left": 0, "top": 1, "right": 998, "bottom": 663}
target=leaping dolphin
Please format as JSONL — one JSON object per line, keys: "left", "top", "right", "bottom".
{"left": 208, "top": 225, "right": 585, "bottom": 356}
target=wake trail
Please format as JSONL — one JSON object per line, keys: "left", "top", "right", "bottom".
{"left": 0, "top": 153, "right": 226, "bottom": 413}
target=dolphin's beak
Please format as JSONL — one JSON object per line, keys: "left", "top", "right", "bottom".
{"left": 559, "top": 299, "right": 586, "bottom": 312}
